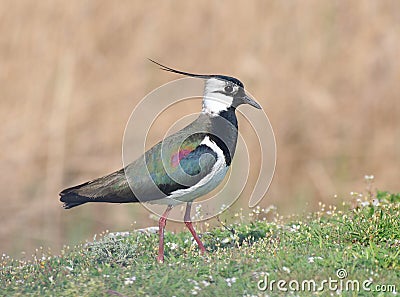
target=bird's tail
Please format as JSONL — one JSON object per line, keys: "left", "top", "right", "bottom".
{"left": 59, "top": 169, "right": 138, "bottom": 209}
{"left": 59, "top": 180, "right": 93, "bottom": 209}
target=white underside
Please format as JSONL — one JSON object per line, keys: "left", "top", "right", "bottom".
{"left": 150, "top": 136, "right": 228, "bottom": 206}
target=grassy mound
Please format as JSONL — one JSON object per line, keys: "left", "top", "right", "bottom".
{"left": 1, "top": 191, "right": 399, "bottom": 296}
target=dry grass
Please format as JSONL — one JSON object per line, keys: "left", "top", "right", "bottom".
{"left": 0, "top": 1, "right": 399, "bottom": 256}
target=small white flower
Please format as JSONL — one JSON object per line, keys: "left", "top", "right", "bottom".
{"left": 225, "top": 277, "right": 237, "bottom": 287}
{"left": 222, "top": 237, "right": 231, "bottom": 244}
{"left": 166, "top": 242, "right": 178, "bottom": 250}
{"left": 124, "top": 276, "right": 136, "bottom": 285}
{"left": 187, "top": 279, "right": 199, "bottom": 285}
{"left": 282, "top": 266, "right": 291, "bottom": 273}
{"left": 201, "top": 280, "right": 211, "bottom": 287}
{"left": 308, "top": 256, "right": 323, "bottom": 263}
{"left": 364, "top": 175, "right": 374, "bottom": 181}
{"left": 372, "top": 199, "right": 379, "bottom": 206}
{"left": 360, "top": 201, "right": 370, "bottom": 207}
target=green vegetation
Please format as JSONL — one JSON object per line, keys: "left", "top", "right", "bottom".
{"left": 1, "top": 191, "right": 399, "bottom": 296}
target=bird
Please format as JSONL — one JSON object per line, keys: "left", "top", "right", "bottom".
{"left": 59, "top": 60, "right": 262, "bottom": 263}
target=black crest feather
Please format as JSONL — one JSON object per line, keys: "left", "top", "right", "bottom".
{"left": 148, "top": 59, "right": 244, "bottom": 88}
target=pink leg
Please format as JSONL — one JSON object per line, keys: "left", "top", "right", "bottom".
{"left": 157, "top": 205, "right": 173, "bottom": 263}
{"left": 184, "top": 202, "right": 206, "bottom": 254}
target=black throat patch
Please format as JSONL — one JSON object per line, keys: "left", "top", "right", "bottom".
{"left": 209, "top": 107, "right": 238, "bottom": 166}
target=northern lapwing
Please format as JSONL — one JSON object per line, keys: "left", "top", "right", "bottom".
{"left": 60, "top": 60, "right": 262, "bottom": 262}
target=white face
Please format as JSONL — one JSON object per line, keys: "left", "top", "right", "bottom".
{"left": 202, "top": 78, "right": 240, "bottom": 115}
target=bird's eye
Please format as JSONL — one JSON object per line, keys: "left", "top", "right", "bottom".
{"left": 224, "top": 85, "right": 234, "bottom": 93}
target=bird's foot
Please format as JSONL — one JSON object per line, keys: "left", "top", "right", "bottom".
{"left": 157, "top": 254, "right": 164, "bottom": 263}
{"left": 185, "top": 221, "right": 207, "bottom": 254}
{"left": 199, "top": 245, "right": 206, "bottom": 255}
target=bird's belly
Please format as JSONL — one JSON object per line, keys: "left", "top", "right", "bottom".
{"left": 151, "top": 165, "right": 229, "bottom": 206}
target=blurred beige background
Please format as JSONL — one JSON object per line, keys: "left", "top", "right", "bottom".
{"left": 1, "top": 1, "right": 399, "bottom": 257}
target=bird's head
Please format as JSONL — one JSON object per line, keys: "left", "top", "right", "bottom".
{"left": 149, "top": 59, "right": 261, "bottom": 115}
{"left": 202, "top": 76, "right": 261, "bottom": 115}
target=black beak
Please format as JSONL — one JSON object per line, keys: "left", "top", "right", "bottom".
{"left": 243, "top": 94, "right": 262, "bottom": 109}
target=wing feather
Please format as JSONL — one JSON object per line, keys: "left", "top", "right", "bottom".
{"left": 59, "top": 117, "right": 219, "bottom": 207}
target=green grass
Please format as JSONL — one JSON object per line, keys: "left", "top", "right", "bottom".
{"left": 1, "top": 191, "right": 399, "bottom": 297}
